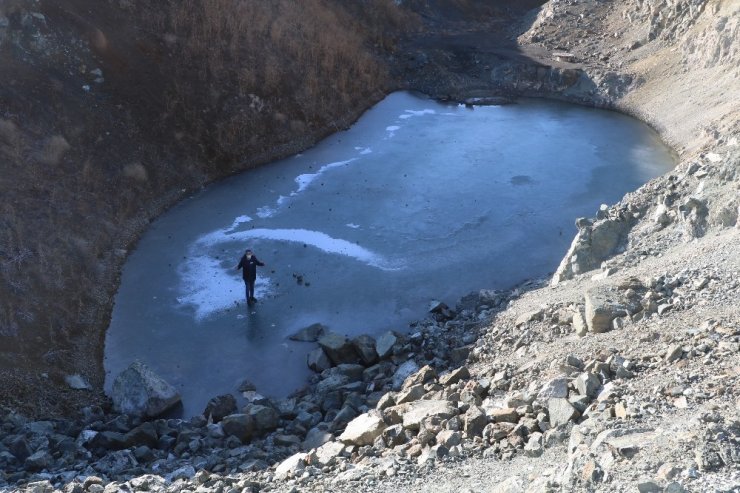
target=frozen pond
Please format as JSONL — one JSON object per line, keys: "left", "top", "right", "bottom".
{"left": 105, "top": 92, "right": 675, "bottom": 416}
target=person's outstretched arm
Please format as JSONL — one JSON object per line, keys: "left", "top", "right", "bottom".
{"left": 236, "top": 256, "right": 244, "bottom": 270}
{"left": 255, "top": 256, "right": 265, "bottom": 267}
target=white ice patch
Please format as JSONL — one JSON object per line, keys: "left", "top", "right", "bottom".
{"left": 346, "top": 223, "right": 361, "bottom": 229}
{"left": 176, "top": 255, "right": 271, "bottom": 321}
{"left": 256, "top": 206, "right": 276, "bottom": 218}
{"left": 294, "top": 158, "right": 356, "bottom": 193}
{"left": 228, "top": 215, "right": 252, "bottom": 230}
{"left": 399, "top": 109, "right": 436, "bottom": 119}
{"left": 385, "top": 125, "right": 401, "bottom": 138}
{"left": 355, "top": 147, "right": 372, "bottom": 155}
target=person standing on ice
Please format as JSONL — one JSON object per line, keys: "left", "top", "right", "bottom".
{"left": 236, "top": 249, "right": 265, "bottom": 305}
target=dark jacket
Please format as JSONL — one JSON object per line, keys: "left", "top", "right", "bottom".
{"left": 237, "top": 254, "right": 264, "bottom": 281}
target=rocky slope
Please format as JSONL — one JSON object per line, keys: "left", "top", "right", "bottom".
{"left": 1, "top": 0, "right": 739, "bottom": 492}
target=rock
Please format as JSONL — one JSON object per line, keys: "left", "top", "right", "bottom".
{"left": 312, "top": 441, "right": 345, "bottom": 466}
{"left": 375, "top": 331, "right": 402, "bottom": 359}
{"left": 490, "top": 407, "right": 519, "bottom": 423}
{"left": 439, "top": 366, "right": 470, "bottom": 385}
{"left": 382, "top": 424, "right": 409, "bottom": 447}
{"left": 318, "top": 332, "right": 359, "bottom": 365}
{"left": 111, "top": 361, "right": 181, "bottom": 418}
{"left": 203, "top": 394, "right": 237, "bottom": 422}
{"left": 402, "top": 364, "right": 437, "bottom": 389}
{"left": 221, "top": 414, "right": 255, "bottom": 443}
{"left": 401, "top": 400, "right": 458, "bottom": 430}
{"left": 307, "top": 347, "right": 332, "bottom": 372}
{"left": 538, "top": 377, "right": 569, "bottom": 400}
{"left": 463, "top": 406, "right": 487, "bottom": 438}
{"left": 392, "top": 360, "right": 420, "bottom": 390}
{"left": 637, "top": 481, "right": 663, "bottom": 493}
{"left": 274, "top": 452, "right": 307, "bottom": 480}
{"left": 167, "top": 465, "right": 196, "bottom": 482}
{"left": 548, "top": 398, "right": 580, "bottom": 427}
{"left": 274, "top": 433, "right": 301, "bottom": 447}
{"left": 584, "top": 287, "right": 625, "bottom": 333}
{"left": 695, "top": 441, "right": 725, "bottom": 471}
{"left": 246, "top": 405, "right": 279, "bottom": 432}
{"left": 338, "top": 413, "right": 386, "bottom": 446}
{"left": 289, "top": 323, "right": 326, "bottom": 342}
{"left": 24, "top": 450, "right": 52, "bottom": 471}
{"left": 429, "top": 300, "right": 454, "bottom": 319}
{"left": 436, "top": 430, "right": 462, "bottom": 448}
{"left": 664, "top": 482, "right": 688, "bottom": 493}
{"left": 237, "top": 378, "right": 257, "bottom": 392}
{"left": 552, "top": 217, "right": 631, "bottom": 285}
{"left": 575, "top": 373, "right": 601, "bottom": 398}
{"left": 351, "top": 334, "right": 379, "bottom": 366}
{"left": 581, "top": 460, "right": 604, "bottom": 483}
{"left": 573, "top": 309, "right": 588, "bottom": 337}
{"left": 396, "top": 384, "right": 425, "bottom": 404}
{"left": 303, "top": 427, "right": 333, "bottom": 450}
{"left": 665, "top": 344, "right": 683, "bottom": 362}
{"left": 657, "top": 463, "right": 681, "bottom": 481}
{"left": 123, "top": 422, "right": 158, "bottom": 449}
{"left": 8, "top": 436, "right": 32, "bottom": 461}
{"left": 657, "top": 303, "right": 674, "bottom": 316}
{"left": 64, "top": 374, "right": 92, "bottom": 390}
{"left": 524, "top": 432, "right": 544, "bottom": 457}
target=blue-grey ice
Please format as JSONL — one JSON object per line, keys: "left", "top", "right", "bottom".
{"left": 105, "top": 92, "right": 675, "bottom": 417}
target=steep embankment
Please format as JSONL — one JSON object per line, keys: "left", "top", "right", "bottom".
{"left": 0, "top": 0, "right": 411, "bottom": 417}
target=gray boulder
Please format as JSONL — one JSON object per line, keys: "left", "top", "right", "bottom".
{"left": 25, "top": 450, "right": 52, "bottom": 471}
{"left": 463, "top": 406, "right": 488, "bottom": 438}
{"left": 246, "top": 405, "right": 279, "bottom": 432}
{"left": 575, "top": 373, "right": 601, "bottom": 398}
{"left": 303, "top": 427, "right": 333, "bottom": 450}
{"left": 111, "top": 362, "right": 181, "bottom": 418}
{"left": 375, "top": 331, "right": 402, "bottom": 359}
{"left": 351, "top": 335, "right": 379, "bottom": 366}
{"left": 289, "top": 323, "right": 327, "bottom": 342}
{"left": 552, "top": 217, "right": 631, "bottom": 285}
{"left": 392, "top": 360, "right": 420, "bottom": 390}
{"left": 307, "top": 347, "right": 332, "bottom": 373}
{"left": 548, "top": 398, "right": 580, "bottom": 427}
{"left": 318, "top": 332, "right": 359, "bottom": 365}
{"left": 584, "top": 287, "right": 626, "bottom": 333}
{"left": 203, "top": 394, "right": 237, "bottom": 422}
{"left": 338, "top": 413, "right": 386, "bottom": 446}
{"left": 221, "top": 413, "right": 255, "bottom": 443}
{"left": 401, "top": 400, "right": 458, "bottom": 430}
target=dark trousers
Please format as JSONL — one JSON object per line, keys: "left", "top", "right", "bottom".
{"left": 244, "top": 278, "right": 256, "bottom": 301}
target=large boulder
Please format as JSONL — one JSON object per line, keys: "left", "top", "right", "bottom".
{"left": 289, "top": 323, "right": 327, "bottom": 342}
{"left": 392, "top": 360, "right": 420, "bottom": 390}
{"left": 111, "top": 362, "right": 181, "bottom": 418}
{"left": 338, "top": 413, "right": 386, "bottom": 446}
{"left": 246, "top": 405, "right": 279, "bottom": 433}
{"left": 203, "top": 394, "right": 237, "bottom": 422}
{"left": 400, "top": 400, "right": 458, "bottom": 430}
{"left": 375, "top": 331, "right": 402, "bottom": 359}
{"left": 351, "top": 335, "right": 379, "bottom": 366}
{"left": 552, "top": 217, "right": 631, "bottom": 285}
{"left": 307, "top": 347, "right": 332, "bottom": 373}
{"left": 548, "top": 398, "right": 580, "bottom": 427}
{"left": 584, "top": 286, "right": 626, "bottom": 333}
{"left": 221, "top": 414, "right": 255, "bottom": 443}
{"left": 318, "top": 332, "right": 359, "bottom": 365}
